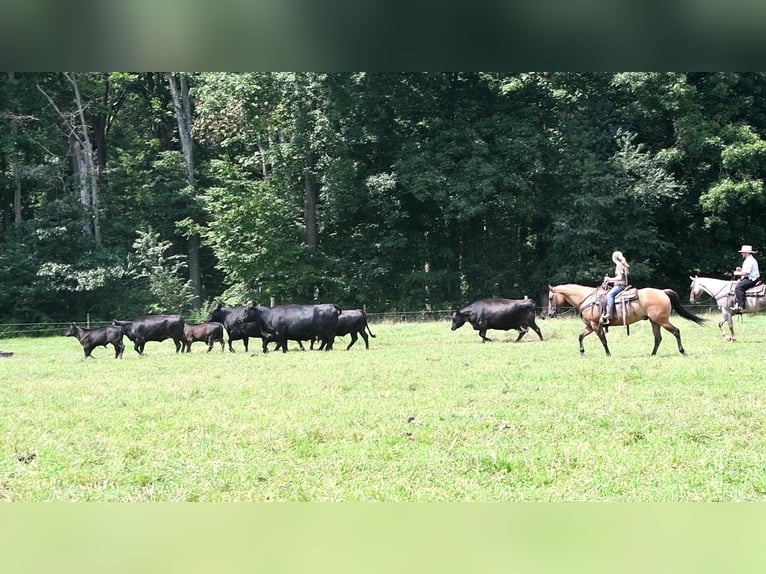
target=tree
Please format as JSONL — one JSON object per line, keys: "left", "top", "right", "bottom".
{"left": 38, "top": 73, "right": 102, "bottom": 245}
{"left": 167, "top": 72, "right": 203, "bottom": 309}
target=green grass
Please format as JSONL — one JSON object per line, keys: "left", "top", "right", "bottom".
{"left": 2, "top": 312, "right": 766, "bottom": 501}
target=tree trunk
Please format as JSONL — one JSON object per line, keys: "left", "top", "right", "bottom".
{"left": 304, "top": 149, "right": 318, "bottom": 254}
{"left": 168, "top": 72, "right": 202, "bottom": 309}
{"left": 93, "top": 72, "right": 110, "bottom": 185}
{"left": 8, "top": 72, "right": 22, "bottom": 227}
{"left": 64, "top": 73, "right": 101, "bottom": 246}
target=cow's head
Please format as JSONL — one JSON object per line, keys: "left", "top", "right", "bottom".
{"left": 450, "top": 310, "right": 467, "bottom": 330}
{"left": 205, "top": 302, "right": 225, "bottom": 323}
{"left": 237, "top": 300, "right": 259, "bottom": 324}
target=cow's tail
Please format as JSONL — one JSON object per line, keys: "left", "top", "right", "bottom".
{"left": 362, "top": 311, "right": 376, "bottom": 338}
{"left": 664, "top": 289, "right": 707, "bottom": 325}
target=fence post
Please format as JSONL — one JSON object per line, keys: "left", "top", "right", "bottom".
{"left": 270, "top": 296, "right": 275, "bottom": 307}
{"left": 87, "top": 313, "right": 90, "bottom": 328}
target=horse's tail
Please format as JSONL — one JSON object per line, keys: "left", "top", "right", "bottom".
{"left": 664, "top": 289, "right": 707, "bottom": 325}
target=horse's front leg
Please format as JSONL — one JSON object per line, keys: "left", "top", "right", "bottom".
{"left": 719, "top": 308, "right": 736, "bottom": 342}
{"left": 578, "top": 322, "right": 610, "bottom": 356}
{"left": 594, "top": 325, "right": 611, "bottom": 356}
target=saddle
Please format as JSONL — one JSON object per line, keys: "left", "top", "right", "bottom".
{"left": 595, "top": 284, "right": 636, "bottom": 325}
{"left": 614, "top": 286, "right": 638, "bottom": 303}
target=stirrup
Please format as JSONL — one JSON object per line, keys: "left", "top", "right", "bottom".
{"left": 600, "top": 314, "right": 609, "bottom": 325}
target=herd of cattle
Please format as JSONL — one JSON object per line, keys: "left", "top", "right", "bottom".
{"left": 65, "top": 302, "right": 378, "bottom": 358}
{"left": 64, "top": 298, "right": 542, "bottom": 358}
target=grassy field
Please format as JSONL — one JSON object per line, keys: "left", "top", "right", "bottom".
{"left": 2, "top": 312, "right": 766, "bottom": 501}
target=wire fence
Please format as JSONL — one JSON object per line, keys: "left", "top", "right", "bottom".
{"left": 0, "top": 303, "right": 723, "bottom": 339}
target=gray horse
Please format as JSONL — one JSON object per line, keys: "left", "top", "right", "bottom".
{"left": 689, "top": 275, "right": 766, "bottom": 341}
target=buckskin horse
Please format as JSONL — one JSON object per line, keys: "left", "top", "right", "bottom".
{"left": 547, "top": 283, "right": 706, "bottom": 356}
{"left": 689, "top": 275, "right": 766, "bottom": 342}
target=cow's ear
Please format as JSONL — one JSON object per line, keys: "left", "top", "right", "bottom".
{"left": 216, "top": 302, "right": 223, "bottom": 309}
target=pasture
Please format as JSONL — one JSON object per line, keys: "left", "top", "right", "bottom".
{"left": 2, "top": 313, "right": 766, "bottom": 501}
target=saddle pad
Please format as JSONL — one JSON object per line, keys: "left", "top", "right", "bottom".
{"left": 746, "top": 283, "right": 766, "bottom": 297}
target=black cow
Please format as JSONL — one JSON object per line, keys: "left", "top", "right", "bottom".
{"left": 313, "top": 309, "right": 376, "bottom": 350}
{"left": 112, "top": 315, "right": 186, "bottom": 355}
{"left": 65, "top": 323, "right": 125, "bottom": 358}
{"left": 240, "top": 302, "right": 341, "bottom": 353}
{"left": 183, "top": 322, "right": 225, "bottom": 353}
{"left": 451, "top": 298, "right": 543, "bottom": 343}
{"left": 204, "top": 303, "right": 264, "bottom": 352}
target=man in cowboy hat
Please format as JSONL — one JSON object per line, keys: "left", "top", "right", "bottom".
{"left": 731, "top": 244, "right": 760, "bottom": 314}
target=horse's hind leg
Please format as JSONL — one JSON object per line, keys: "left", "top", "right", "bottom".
{"left": 655, "top": 321, "right": 684, "bottom": 355}
{"left": 650, "top": 322, "right": 663, "bottom": 355}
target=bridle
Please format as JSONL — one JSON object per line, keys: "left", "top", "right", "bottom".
{"left": 548, "top": 286, "right": 599, "bottom": 316}
{"left": 689, "top": 276, "right": 730, "bottom": 303}
{"left": 547, "top": 289, "right": 560, "bottom": 317}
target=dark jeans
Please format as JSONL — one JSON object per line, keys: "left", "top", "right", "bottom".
{"left": 735, "top": 277, "right": 757, "bottom": 308}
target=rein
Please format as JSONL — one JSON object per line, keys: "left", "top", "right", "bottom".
{"left": 575, "top": 289, "right": 601, "bottom": 314}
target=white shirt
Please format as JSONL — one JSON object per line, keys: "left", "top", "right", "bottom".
{"left": 741, "top": 254, "right": 760, "bottom": 281}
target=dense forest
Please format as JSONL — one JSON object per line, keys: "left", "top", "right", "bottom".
{"left": 2, "top": 72, "right": 765, "bottom": 323}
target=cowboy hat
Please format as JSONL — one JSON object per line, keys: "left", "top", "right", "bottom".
{"left": 738, "top": 244, "right": 757, "bottom": 253}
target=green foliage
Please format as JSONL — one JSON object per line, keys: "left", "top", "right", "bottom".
{"left": 4, "top": 72, "right": 766, "bottom": 321}
{"left": 202, "top": 161, "right": 314, "bottom": 301}
{"left": 129, "top": 229, "right": 194, "bottom": 314}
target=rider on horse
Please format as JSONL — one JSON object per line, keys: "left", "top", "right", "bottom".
{"left": 731, "top": 244, "right": 760, "bottom": 314}
{"left": 600, "top": 250, "right": 630, "bottom": 326}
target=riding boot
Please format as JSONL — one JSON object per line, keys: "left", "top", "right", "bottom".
{"left": 600, "top": 306, "right": 611, "bottom": 325}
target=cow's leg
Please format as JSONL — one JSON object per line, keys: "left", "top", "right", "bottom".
{"left": 479, "top": 329, "right": 492, "bottom": 343}
{"left": 114, "top": 342, "right": 124, "bottom": 359}
{"left": 174, "top": 338, "right": 183, "bottom": 353}
{"left": 134, "top": 338, "right": 145, "bottom": 355}
{"left": 84, "top": 345, "right": 94, "bottom": 358}
{"left": 227, "top": 337, "right": 236, "bottom": 352}
{"left": 346, "top": 332, "right": 358, "bottom": 350}
{"left": 360, "top": 330, "right": 369, "bottom": 349}
{"left": 243, "top": 337, "right": 249, "bottom": 353}
{"left": 529, "top": 321, "right": 544, "bottom": 341}
{"left": 513, "top": 327, "right": 528, "bottom": 342}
